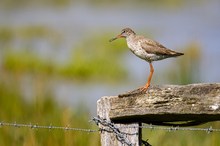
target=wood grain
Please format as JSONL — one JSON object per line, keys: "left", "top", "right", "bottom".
{"left": 100, "top": 83, "right": 220, "bottom": 126}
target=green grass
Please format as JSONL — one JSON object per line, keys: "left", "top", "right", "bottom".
{"left": 0, "top": 78, "right": 100, "bottom": 146}
{"left": 1, "top": 27, "right": 128, "bottom": 82}
{"left": 58, "top": 34, "right": 128, "bottom": 82}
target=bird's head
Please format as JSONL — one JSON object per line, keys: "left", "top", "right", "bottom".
{"left": 109, "top": 28, "right": 136, "bottom": 42}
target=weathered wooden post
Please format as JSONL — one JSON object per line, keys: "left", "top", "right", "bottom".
{"left": 97, "top": 96, "right": 142, "bottom": 146}
{"left": 97, "top": 83, "right": 220, "bottom": 146}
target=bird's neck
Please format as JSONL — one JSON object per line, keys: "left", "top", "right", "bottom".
{"left": 126, "top": 34, "right": 136, "bottom": 50}
{"left": 126, "top": 34, "right": 135, "bottom": 42}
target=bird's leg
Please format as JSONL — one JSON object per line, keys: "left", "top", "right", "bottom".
{"left": 145, "top": 63, "right": 154, "bottom": 88}
{"left": 140, "top": 63, "right": 154, "bottom": 91}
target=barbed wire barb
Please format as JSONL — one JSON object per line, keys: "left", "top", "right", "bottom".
{"left": 92, "top": 117, "right": 135, "bottom": 146}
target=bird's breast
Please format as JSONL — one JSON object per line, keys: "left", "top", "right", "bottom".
{"left": 126, "top": 40, "right": 165, "bottom": 62}
{"left": 127, "top": 41, "right": 150, "bottom": 61}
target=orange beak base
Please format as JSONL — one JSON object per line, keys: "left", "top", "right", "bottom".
{"left": 109, "top": 34, "right": 123, "bottom": 42}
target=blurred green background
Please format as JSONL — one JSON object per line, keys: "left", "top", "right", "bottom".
{"left": 0, "top": 0, "right": 220, "bottom": 145}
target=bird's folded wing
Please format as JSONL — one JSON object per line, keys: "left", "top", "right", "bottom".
{"left": 141, "top": 39, "right": 177, "bottom": 55}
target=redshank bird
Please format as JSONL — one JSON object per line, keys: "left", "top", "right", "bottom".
{"left": 109, "top": 28, "right": 184, "bottom": 91}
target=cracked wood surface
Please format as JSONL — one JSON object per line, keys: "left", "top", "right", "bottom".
{"left": 98, "top": 83, "right": 220, "bottom": 126}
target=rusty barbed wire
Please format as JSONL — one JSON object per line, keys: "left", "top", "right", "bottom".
{"left": 0, "top": 121, "right": 99, "bottom": 133}
{"left": 92, "top": 117, "right": 220, "bottom": 146}
{"left": 93, "top": 117, "right": 136, "bottom": 146}
{"left": 119, "top": 124, "right": 220, "bottom": 134}
{"left": 1, "top": 117, "right": 220, "bottom": 134}
{"left": 1, "top": 117, "right": 220, "bottom": 146}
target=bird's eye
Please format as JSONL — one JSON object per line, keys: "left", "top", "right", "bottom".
{"left": 122, "top": 30, "right": 125, "bottom": 34}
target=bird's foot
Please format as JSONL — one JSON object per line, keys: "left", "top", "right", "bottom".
{"left": 118, "top": 84, "right": 150, "bottom": 98}
{"left": 138, "top": 84, "right": 150, "bottom": 92}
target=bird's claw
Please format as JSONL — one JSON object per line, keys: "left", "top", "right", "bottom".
{"left": 138, "top": 85, "right": 150, "bottom": 92}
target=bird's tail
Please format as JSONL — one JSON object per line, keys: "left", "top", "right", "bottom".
{"left": 175, "top": 52, "right": 184, "bottom": 56}
{"left": 171, "top": 51, "right": 184, "bottom": 57}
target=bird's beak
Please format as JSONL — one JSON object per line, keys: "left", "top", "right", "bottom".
{"left": 109, "top": 34, "right": 123, "bottom": 42}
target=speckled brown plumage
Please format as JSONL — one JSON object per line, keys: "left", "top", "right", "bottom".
{"left": 110, "top": 28, "right": 184, "bottom": 91}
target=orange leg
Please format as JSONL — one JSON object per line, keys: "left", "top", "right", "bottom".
{"left": 140, "top": 63, "right": 154, "bottom": 91}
